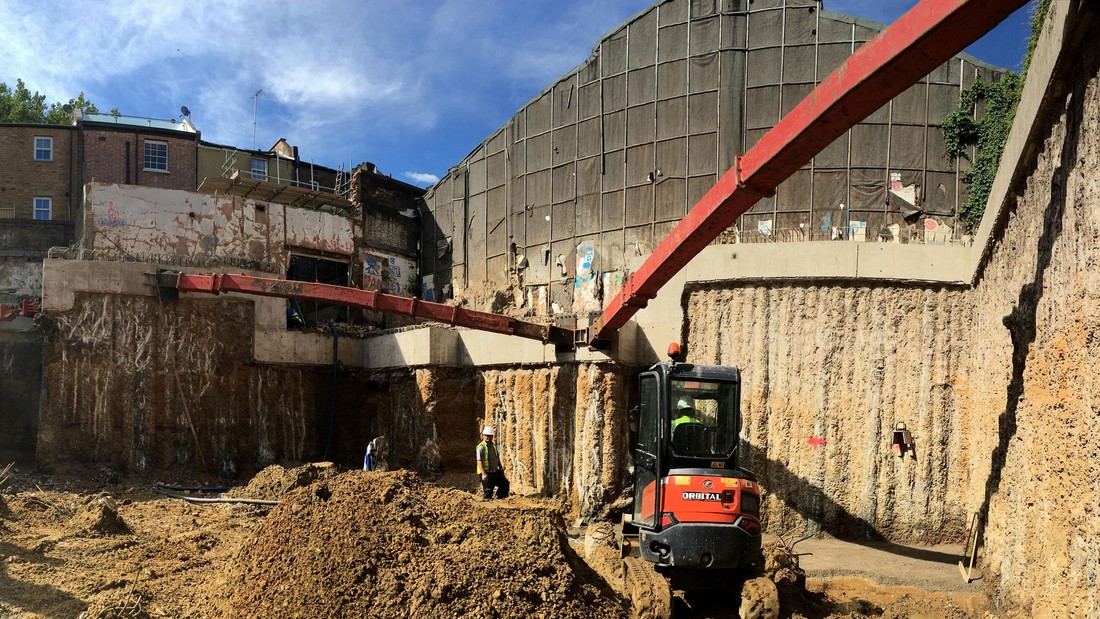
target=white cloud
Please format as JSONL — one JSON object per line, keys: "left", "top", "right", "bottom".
{"left": 0, "top": 0, "right": 664, "bottom": 175}
{"left": 403, "top": 172, "right": 440, "bottom": 185}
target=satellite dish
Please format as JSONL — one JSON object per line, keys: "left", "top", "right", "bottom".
{"left": 180, "top": 105, "right": 191, "bottom": 117}
{"left": 62, "top": 104, "right": 73, "bottom": 113}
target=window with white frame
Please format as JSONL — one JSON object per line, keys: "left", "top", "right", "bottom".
{"left": 250, "top": 157, "right": 268, "bottom": 181}
{"left": 144, "top": 140, "right": 168, "bottom": 172}
{"left": 34, "top": 136, "right": 53, "bottom": 161}
{"left": 33, "top": 197, "right": 52, "bottom": 220}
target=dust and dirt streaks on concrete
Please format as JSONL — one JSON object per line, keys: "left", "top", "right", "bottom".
{"left": 82, "top": 183, "right": 356, "bottom": 268}
{"left": 38, "top": 293, "right": 320, "bottom": 476}
{"left": 684, "top": 284, "right": 973, "bottom": 542}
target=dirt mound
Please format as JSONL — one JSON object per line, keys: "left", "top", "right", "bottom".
{"left": 69, "top": 494, "right": 132, "bottom": 535}
{"left": 216, "top": 470, "right": 627, "bottom": 619}
{"left": 232, "top": 461, "right": 343, "bottom": 500}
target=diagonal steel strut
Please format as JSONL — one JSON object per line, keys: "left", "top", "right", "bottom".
{"left": 592, "top": 0, "right": 1028, "bottom": 345}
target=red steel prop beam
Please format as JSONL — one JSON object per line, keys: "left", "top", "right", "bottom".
{"left": 157, "top": 271, "right": 574, "bottom": 347}
{"left": 593, "top": 0, "right": 1028, "bottom": 344}
{"left": 0, "top": 299, "right": 40, "bottom": 321}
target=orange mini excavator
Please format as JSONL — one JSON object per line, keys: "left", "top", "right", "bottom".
{"left": 619, "top": 344, "right": 776, "bottom": 618}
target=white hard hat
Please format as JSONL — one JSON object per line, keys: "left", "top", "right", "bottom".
{"left": 482, "top": 426, "right": 496, "bottom": 436}
{"left": 676, "top": 398, "right": 693, "bottom": 411}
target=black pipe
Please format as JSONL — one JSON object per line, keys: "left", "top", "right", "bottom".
{"left": 152, "top": 483, "right": 278, "bottom": 506}
{"left": 322, "top": 319, "right": 339, "bottom": 461}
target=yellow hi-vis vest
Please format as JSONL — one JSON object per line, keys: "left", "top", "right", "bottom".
{"left": 476, "top": 440, "right": 502, "bottom": 474}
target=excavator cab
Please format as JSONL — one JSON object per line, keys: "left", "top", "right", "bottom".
{"left": 629, "top": 361, "right": 763, "bottom": 575}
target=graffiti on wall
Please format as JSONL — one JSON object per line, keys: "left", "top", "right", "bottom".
{"left": 362, "top": 250, "right": 417, "bottom": 297}
{"left": 97, "top": 203, "right": 125, "bottom": 229}
{"left": 573, "top": 240, "right": 601, "bottom": 314}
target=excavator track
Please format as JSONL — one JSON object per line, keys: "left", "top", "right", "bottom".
{"left": 622, "top": 556, "right": 673, "bottom": 619}
{"left": 737, "top": 577, "right": 779, "bottom": 619}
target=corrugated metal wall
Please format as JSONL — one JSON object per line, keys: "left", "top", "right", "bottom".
{"left": 420, "top": 0, "right": 1001, "bottom": 308}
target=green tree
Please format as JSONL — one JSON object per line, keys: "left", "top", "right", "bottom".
{"left": 44, "top": 93, "right": 100, "bottom": 124}
{"left": 0, "top": 79, "right": 105, "bottom": 125}
{"left": 0, "top": 79, "right": 49, "bottom": 123}
{"left": 942, "top": 73, "right": 1023, "bottom": 230}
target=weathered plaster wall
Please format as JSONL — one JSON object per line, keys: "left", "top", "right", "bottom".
{"left": 81, "top": 183, "right": 354, "bottom": 267}
{"left": 361, "top": 250, "right": 418, "bottom": 297}
{"left": 0, "top": 262, "right": 43, "bottom": 300}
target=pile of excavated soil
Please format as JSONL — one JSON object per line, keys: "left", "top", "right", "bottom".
{"left": 232, "top": 461, "right": 343, "bottom": 501}
{"left": 214, "top": 470, "right": 627, "bottom": 619}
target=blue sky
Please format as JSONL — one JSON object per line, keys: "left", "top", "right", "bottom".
{"left": 0, "top": 1, "right": 1033, "bottom": 188}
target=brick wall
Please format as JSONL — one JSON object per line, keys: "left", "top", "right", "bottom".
{"left": 354, "top": 166, "right": 422, "bottom": 256}
{"left": 0, "top": 220, "right": 73, "bottom": 254}
{"left": 82, "top": 127, "right": 198, "bottom": 191}
{"left": 0, "top": 125, "right": 78, "bottom": 220}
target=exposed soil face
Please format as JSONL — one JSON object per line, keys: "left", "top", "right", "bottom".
{"left": 36, "top": 294, "right": 329, "bottom": 478}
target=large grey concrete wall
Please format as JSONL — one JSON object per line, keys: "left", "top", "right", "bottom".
{"left": 419, "top": 0, "right": 1000, "bottom": 310}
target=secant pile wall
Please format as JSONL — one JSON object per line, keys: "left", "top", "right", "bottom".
{"left": 684, "top": 285, "right": 972, "bottom": 542}
{"left": 34, "top": 291, "right": 631, "bottom": 517}
{"left": 483, "top": 364, "right": 631, "bottom": 516}
{"left": 37, "top": 294, "right": 331, "bottom": 478}
{"left": 961, "top": 27, "right": 1100, "bottom": 616}
{"left": 349, "top": 364, "right": 631, "bottom": 518}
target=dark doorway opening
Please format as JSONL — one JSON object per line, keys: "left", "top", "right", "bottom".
{"left": 286, "top": 254, "right": 350, "bottom": 325}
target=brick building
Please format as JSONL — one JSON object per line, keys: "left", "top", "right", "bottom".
{"left": 0, "top": 124, "right": 79, "bottom": 221}
{"left": 198, "top": 138, "right": 340, "bottom": 195}
{"left": 77, "top": 112, "right": 200, "bottom": 191}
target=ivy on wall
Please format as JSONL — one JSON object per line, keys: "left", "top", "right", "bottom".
{"left": 941, "top": 0, "right": 1052, "bottom": 232}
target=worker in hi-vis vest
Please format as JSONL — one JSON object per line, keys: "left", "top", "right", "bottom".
{"left": 476, "top": 426, "right": 510, "bottom": 499}
{"left": 672, "top": 398, "right": 698, "bottom": 430}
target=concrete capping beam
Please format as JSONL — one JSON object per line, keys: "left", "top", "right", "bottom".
{"left": 363, "top": 327, "right": 459, "bottom": 368}
{"left": 358, "top": 324, "right": 621, "bottom": 369}
{"left": 970, "top": 0, "right": 1088, "bottom": 281}
{"left": 623, "top": 241, "right": 972, "bottom": 365}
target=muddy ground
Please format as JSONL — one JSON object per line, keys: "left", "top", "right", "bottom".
{"left": 0, "top": 463, "right": 995, "bottom": 618}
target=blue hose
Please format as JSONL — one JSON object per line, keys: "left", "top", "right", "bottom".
{"left": 152, "top": 483, "right": 278, "bottom": 506}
